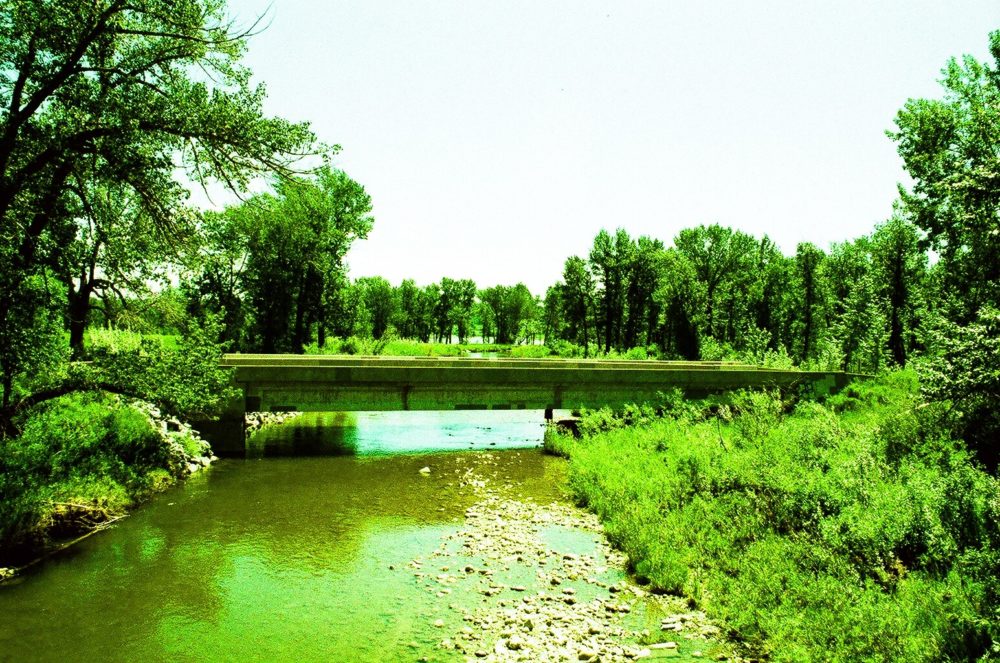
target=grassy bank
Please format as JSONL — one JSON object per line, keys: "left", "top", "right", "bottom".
{"left": 547, "top": 371, "right": 1000, "bottom": 661}
{"left": 0, "top": 392, "right": 212, "bottom": 571}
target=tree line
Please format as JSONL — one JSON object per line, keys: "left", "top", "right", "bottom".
{"left": 167, "top": 201, "right": 926, "bottom": 378}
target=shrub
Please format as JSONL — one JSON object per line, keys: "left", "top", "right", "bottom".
{"left": 0, "top": 392, "right": 177, "bottom": 557}
{"left": 556, "top": 370, "right": 1000, "bottom": 661}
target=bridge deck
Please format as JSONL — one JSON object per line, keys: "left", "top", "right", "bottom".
{"left": 222, "top": 354, "right": 859, "bottom": 414}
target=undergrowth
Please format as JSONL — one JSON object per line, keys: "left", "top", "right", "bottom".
{"left": 550, "top": 370, "right": 1000, "bottom": 662}
{"left": 0, "top": 393, "right": 179, "bottom": 564}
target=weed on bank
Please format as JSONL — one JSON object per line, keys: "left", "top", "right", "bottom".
{"left": 548, "top": 371, "right": 1000, "bottom": 662}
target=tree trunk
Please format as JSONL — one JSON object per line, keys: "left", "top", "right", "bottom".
{"left": 292, "top": 271, "right": 308, "bottom": 353}
{"left": 68, "top": 282, "right": 93, "bottom": 359}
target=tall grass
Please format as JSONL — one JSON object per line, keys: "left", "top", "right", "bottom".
{"left": 551, "top": 371, "right": 1000, "bottom": 661}
{"left": 0, "top": 393, "right": 178, "bottom": 563}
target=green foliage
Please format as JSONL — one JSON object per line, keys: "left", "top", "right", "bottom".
{"left": 506, "top": 344, "right": 552, "bottom": 358}
{"left": 237, "top": 165, "right": 373, "bottom": 352}
{"left": 0, "top": 392, "right": 168, "bottom": 553}
{"left": 0, "top": 0, "right": 317, "bottom": 391}
{"left": 87, "top": 316, "right": 237, "bottom": 419}
{"left": 0, "top": 273, "right": 68, "bottom": 408}
{"left": 479, "top": 283, "right": 537, "bottom": 344}
{"left": 555, "top": 371, "right": 1000, "bottom": 661}
{"left": 891, "top": 31, "right": 1000, "bottom": 321}
{"left": 918, "top": 306, "right": 1000, "bottom": 468}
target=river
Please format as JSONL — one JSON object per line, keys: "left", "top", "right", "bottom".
{"left": 0, "top": 412, "right": 721, "bottom": 662}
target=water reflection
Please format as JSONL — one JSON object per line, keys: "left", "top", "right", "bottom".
{"left": 247, "top": 409, "right": 550, "bottom": 457}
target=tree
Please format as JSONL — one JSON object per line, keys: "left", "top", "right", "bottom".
{"left": 652, "top": 249, "right": 700, "bottom": 360}
{"left": 0, "top": 274, "right": 66, "bottom": 408}
{"left": 623, "top": 236, "right": 664, "bottom": 349}
{"left": 64, "top": 182, "right": 194, "bottom": 357}
{"left": 871, "top": 215, "right": 926, "bottom": 366}
{"left": 480, "top": 284, "right": 535, "bottom": 344}
{"left": 920, "top": 306, "right": 1000, "bottom": 469}
{"left": 241, "top": 167, "right": 373, "bottom": 352}
{"left": 183, "top": 207, "right": 251, "bottom": 346}
{"left": 560, "top": 256, "right": 595, "bottom": 355}
{"left": 356, "top": 276, "right": 396, "bottom": 340}
{"left": 589, "top": 229, "right": 633, "bottom": 352}
{"left": 0, "top": 0, "right": 316, "bottom": 397}
{"left": 449, "top": 279, "right": 477, "bottom": 343}
{"left": 791, "top": 242, "right": 827, "bottom": 361}
{"left": 674, "top": 224, "right": 756, "bottom": 343}
{"left": 541, "top": 285, "right": 562, "bottom": 343}
{"left": 890, "top": 30, "right": 1000, "bottom": 321}
{"left": 823, "top": 238, "right": 873, "bottom": 369}
{"left": 394, "top": 279, "right": 421, "bottom": 340}
{"left": 746, "top": 237, "right": 792, "bottom": 352}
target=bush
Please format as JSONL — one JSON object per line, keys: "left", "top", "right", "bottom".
{"left": 556, "top": 370, "right": 1000, "bottom": 661}
{"left": 0, "top": 392, "right": 173, "bottom": 557}
{"left": 86, "top": 316, "right": 238, "bottom": 419}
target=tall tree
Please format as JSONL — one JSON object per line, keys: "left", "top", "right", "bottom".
{"left": 674, "top": 224, "right": 756, "bottom": 342}
{"left": 871, "top": 216, "right": 926, "bottom": 366}
{"left": 623, "top": 236, "right": 664, "bottom": 349}
{"left": 560, "top": 256, "right": 595, "bottom": 356}
{"left": 890, "top": 30, "right": 1000, "bottom": 321}
{"left": 480, "top": 284, "right": 535, "bottom": 344}
{"left": 0, "top": 0, "right": 316, "bottom": 396}
{"left": 652, "top": 249, "right": 700, "bottom": 360}
{"left": 242, "top": 167, "right": 372, "bottom": 352}
{"left": 183, "top": 207, "right": 250, "bottom": 346}
{"left": 792, "top": 242, "right": 827, "bottom": 361}
{"left": 589, "top": 229, "right": 633, "bottom": 352}
{"left": 64, "top": 182, "right": 193, "bottom": 357}
{"left": 355, "top": 276, "right": 396, "bottom": 340}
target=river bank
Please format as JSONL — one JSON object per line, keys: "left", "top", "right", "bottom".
{"left": 0, "top": 394, "right": 216, "bottom": 578}
{"left": 546, "top": 372, "right": 1000, "bottom": 662}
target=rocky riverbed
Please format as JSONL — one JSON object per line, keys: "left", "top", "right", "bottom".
{"left": 405, "top": 454, "right": 741, "bottom": 662}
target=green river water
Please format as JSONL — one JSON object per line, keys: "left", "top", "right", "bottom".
{"left": 0, "top": 412, "right": 666, "bottom": 662}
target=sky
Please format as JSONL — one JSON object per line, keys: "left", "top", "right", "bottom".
{"left": 221, "top": 0, "right": 1000, "bottom": 294}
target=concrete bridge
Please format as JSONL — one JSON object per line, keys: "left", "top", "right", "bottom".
{"left": 221, "top": 354, "right": 855, "bottom": 415}
{"left": 196, "top": 354, "right": 862, "bottom": 452}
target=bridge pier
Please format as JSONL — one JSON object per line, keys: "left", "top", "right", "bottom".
{"left": 191, "top": 389, "right": 247, "bottom": 456}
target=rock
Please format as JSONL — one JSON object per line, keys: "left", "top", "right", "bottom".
{"left": 650, "top": 642, "right": 678, "bottom": 650}
{"left": 419, "top": 466, "right": 431, "bottom": 475}
{"left": 507, "top": 634, "right": 524, "bottom": 650}
{"left": 433, "top": 619, "right": 445, "bottom": 628}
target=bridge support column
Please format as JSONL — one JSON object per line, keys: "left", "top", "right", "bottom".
{"left": 191, "top": 388, "right": 247, "bottom": 456}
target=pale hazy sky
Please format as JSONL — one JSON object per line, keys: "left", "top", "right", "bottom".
{"left": 222, "top": 0, "right": 999, "bottom": 294}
